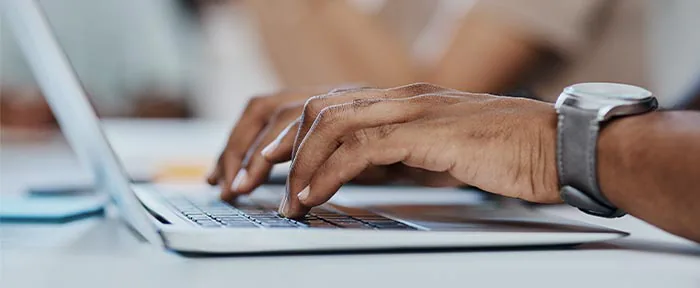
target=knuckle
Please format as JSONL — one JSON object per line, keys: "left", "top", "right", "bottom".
{"left": 392, "top": 82, "right": 448, "bottom": 96}
{"left": 351, "top": 98, "right": 382, "bottom": 111}
{"left": 246, "top": 96, "right": 272, "bottom": 116}
{"left": 350, "top": 129, "right": 371, "bottom": 146}
{"left": 314, "top": 105, "right": 346, "bottom": 129}
{"left": 374, "top": 124, "right": 398, "bottom": 140}
{"left": 303, "top": 95, "right": 328, "bottom": 119}
{"left": 272, "top": 102, "right": 303, "bottom": 121}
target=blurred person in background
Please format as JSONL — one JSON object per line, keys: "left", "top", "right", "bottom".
{"left": 1, "top": 0, "right": 202, "bottom": 134}
{"left": 243, "top": 0, "right": 648, "bottom": 101}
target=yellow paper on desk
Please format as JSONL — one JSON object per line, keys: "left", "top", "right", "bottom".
{"left": 153, "top": 160, "right": 211, "bottom": 183}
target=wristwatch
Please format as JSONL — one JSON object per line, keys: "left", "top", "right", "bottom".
{"left": 555, "top": 82, "right": 658, "bottom": 218}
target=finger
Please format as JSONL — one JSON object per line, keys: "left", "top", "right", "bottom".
{"left": 234, "top": 105, "right": 303, "bottom": 194}
{"left": 261, "top": 118, "right": 301, "bottom": 163}
{"left": 220, "top": 149, "right": 243, "bottom": 201}
{"left": 280, "top": 84, "right": 460, "bottom": 217}
{"left": 291, "top": 94, "right": 460, "bottom": 188}
{"left": 292, "top": 83, "right": 453, "bottom": 158}
{"left": 215, "top": 96, "right": 275, "bottom": 195}
{"left": 281, "top": 94, "right": 461, "bottom": 217}
{"left": 289, "top": 125, "right": 410, "bottom": 216}
{"left": 206, "top": 156, "right": 223, "bottom": 185}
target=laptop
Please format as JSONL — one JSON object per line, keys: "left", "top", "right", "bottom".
{"left": 1, "top": 0, "right": 627, "bottom": 254}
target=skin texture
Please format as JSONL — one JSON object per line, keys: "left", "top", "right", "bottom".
{"left": 207, "top": 84, "right": 464, "bottom": 200}
{"left": 209, "top": 83, "right": 700, "bottom": 243}
{"left": 270, "top": 84, "right": 560, "bottom": 217}
{"left": 598, "top": 112, "right": 700, "bottom": 242}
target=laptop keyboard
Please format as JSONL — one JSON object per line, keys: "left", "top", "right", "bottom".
{"left": 168, "top": 197, "right": 415, "bottom": 230}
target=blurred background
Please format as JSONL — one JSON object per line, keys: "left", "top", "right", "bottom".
{"left": 2, "top": 2, "right": 700, "bottom": 278}
{"left": 2, "top": 0, "right": 700, "bottom": 128}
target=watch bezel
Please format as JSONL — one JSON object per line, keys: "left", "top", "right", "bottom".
{"left": 555, "top": 84, "right": 658, "bottom": 122}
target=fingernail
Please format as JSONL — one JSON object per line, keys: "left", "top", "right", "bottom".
{"left": 232, "top": 169, "right": 248, "bottom": 192}
{"left": 297, "top": 186, "right": 310, "bottom": 203}
{"left": 278, "top": 194, "right": 290, "bottom": 217}
{"left": 261, "top": 140, "right": 279, "bottom": 158}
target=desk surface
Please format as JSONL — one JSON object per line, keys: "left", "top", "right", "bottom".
{"left": 2, "top": 119, "right": 699, "bottom": 288}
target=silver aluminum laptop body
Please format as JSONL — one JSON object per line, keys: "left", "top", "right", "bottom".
{"left": 2, "top": 0, "right": 626, "bottom": 254}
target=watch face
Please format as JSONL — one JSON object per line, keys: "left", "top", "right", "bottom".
{"left": 565, "top": 82, "right": 652, "bottom": 101}
{"left": 557, "top": 82, "right": 658, "bottom": 121}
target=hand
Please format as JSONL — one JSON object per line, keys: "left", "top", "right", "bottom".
{"left": 269, "top": 83, "right": 561, "bottom": 218}
{"left": 207, "top": 84, "right": 460, "bottom": 201}
{"left": 206, "top": 87, "right": 325, "bottom": 200}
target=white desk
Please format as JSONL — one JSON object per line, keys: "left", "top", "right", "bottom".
{"left": 2, "top": 119, "right": 699, "bottom": 288}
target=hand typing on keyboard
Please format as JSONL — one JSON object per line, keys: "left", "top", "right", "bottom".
{"left": 208, "top": 83, "right": 562, "bottom": 220}
{"left": 206, "top": 85, "right": 460, "bottom": 203}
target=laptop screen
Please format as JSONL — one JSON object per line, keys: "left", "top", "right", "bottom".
{"left": 0, "top": 0, "right": 161, "bottom": 245}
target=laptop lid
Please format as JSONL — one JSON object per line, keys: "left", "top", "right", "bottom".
{"left": 1, "top": 0, "right": 162, "bottom": 245}
{"left": 677, "top": 74, "right": 700, "bottom": 109}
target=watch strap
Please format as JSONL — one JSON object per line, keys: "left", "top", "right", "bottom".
{"left": 557, "top": 105, "right": 625, "bottom": 218}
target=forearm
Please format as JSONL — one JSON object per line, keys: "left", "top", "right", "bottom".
{"left": 598, "top": 111, "right": 700, "bottom": 242}
{"left": 243, "top": 0, "right": 415, "bottom": 87}
{"left": 427, "top": 9, "right": 539, "bottom": 94}
{"left": 315, "top": 1, "right": 416, "bottom": 87}
{"left": 242, "top": 0, "right": 358, "bottom": 86}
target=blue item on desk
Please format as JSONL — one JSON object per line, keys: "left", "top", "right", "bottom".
{"left": 0, "top": 195, "right": 106, "bottom": 223}
{"left": 26, "top": 177, "right": 150, "bottom": 197}
{"left": 27, "top": 185, "right": 95, "bottom": 197}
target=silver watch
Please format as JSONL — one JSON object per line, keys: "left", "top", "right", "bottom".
{"left": 555, "top": 83, "right": 657, "bottom": 218}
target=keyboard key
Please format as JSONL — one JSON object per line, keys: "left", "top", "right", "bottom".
{"left": 253, "top": 215, "right": 282, "bottom": 220}
{"left": 325, "top": 218, "right": 357, "bottom": 223}
{"left": 259, "top": 220, "right": 294, "bottom": 227}
{"left": 261, "top": 223, "right": 298, "bottom": 228}
{"left": 197, "top": 222, "right": 222, "bottom": 227}
{"left": 364, "top": 220, "right": 404, "bottom": 226}
{"left": 370, "top": 222, "right": 414, "bottom": 230}
{"left": 215, "top": 216, "right": 248, "bottom": 221}
{"left": 219, "top": 221, "right": 256, "bottom": 225}
{"left": 193, "top": 219, "right": 214, "bottom": 223}
{"left": 222, "top": 222, "right": 259, "bottom": 228}
{"left": 335, "top": 222, "right": 374, "bottom": 229}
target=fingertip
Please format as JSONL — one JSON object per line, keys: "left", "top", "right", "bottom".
{"left": 231, "top": 169, "right": 249, "bottom": 193}
{"left": 260, "top": 140, "right": 279, "bottom": 159}
{"left": 264, "top": 120, "right": 299, "bottom": 163}
{"left": 220, "top": 176, "right": 235, "bottom": 200}
{"left": 219, "top": 190, "right": 236, "bottom": 202}
{"left": 277, "top": 194, "right": 309, "bottom": 220}
{"left": 281, "top": 206, "right": 308, "bottom": 220}
{"left": 262, "top": 148, "right": 290, "bottom": 163}
{"left": 206, "top": 166, "right": 221, "bottom": 185}
{"left": 296, "top": 186, "right": 311, "bottom": 206}
{"left": 277, "top": 194, "right": 291, "bottom": 217}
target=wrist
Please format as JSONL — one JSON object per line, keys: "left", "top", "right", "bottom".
{"left": 597, "top": 111, "right": 660, "bottom": 208}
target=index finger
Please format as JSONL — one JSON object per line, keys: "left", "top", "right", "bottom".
{"left": 281, "top": 94, "right": 462, "bottom": 217}
{"left": 213, "top": 96, "right": 275, "bottom": 199}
